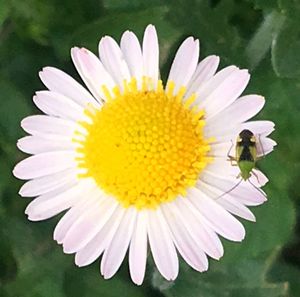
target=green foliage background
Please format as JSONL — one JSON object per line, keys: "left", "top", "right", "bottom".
{"left": 0, "top": 0, "right": 300, "bottom": 296}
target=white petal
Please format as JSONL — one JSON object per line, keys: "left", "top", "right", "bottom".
{"left": 25, "top": 180, "right": 92, "bottom": 221}
{"left": 162, "top": 203, "right": 208, "bottom": 272}
{"left": 33, "top": 91, "right": 85, "bottom": 121}
{"left": 200, "top": 149, "right": 269, "bottom": 193}
{"left": 207, "top": 120, "right": 275, "bottom": 143}
{"left": 205, "top": 157, "right": 269, "bottom": 190}
{"left": 17, "top": 136, "right": 75, "bottom": 154}
{"left": 71, "top": 47, "right": 115, "bottom": 101}
{"left": 98, "top": 36, "right": 131, "bottom": 87}
{"left": 21, "top": 115, "right": 76, "bottom": 138}
{"left": 197, "top": 181, "right": 256, "bottom": 222}
{"left": 257, "top": 137, "right": 277, "bottom": 156}
{"left": 175, "top": 198, "right": 224, "bottom": 260}
{"left": 167, "top": 37, "right": 199, "bottom": 93}
{"left": 206, "top": 95, "right": 265, "bottom": 127}
{"left": 193, "top": 66, "right": 238, "bottom": 106}
{"left": 142, "top": 24, "right": 159, "bottom": 90}
{"left": 209, "top": 137, "right": 275, "bottom": 160}
{"left": 186, "top": 55, "right": 220, "bottom": 97}
{"left": 120, "top": 30, "right": 143, "bottom": 85}
{"left": 39, "top": 67, "right": 95, "bottom": 107}
{"left": 250, "top": 169, "right": 269, "bottom": 187}
{"left": 200, "top": 171, "right": 267, "bottom": 206}
{"left": 200, "top": 69, "right": 250, "bottom": 118}
{"left": 62, "top": 195, "right": 118, "bottom": 254}
{"left": 101, "top": 207, "right": 137, "bottom": 279}
{"left": 54, "top": 188, "right": 99, "bottom": 244}
{"left": 13, "top": 151, "right": 76, "bottom": 180}
{"left": 188, "top": 187, "right": 246, "bottom": 241}
{"left": 209, "top": 141, "right": 234, "bottom": 158}
{"left": 147, "top": 208, "right": 178, "bottom": 281}
{"left": 242, "top": 120, "right": 275, "bottom": 137}
{"left": 19, "top": 169, "right": 77, "bottom": 197}
{"left": 205, "top": 157, "right": 240, "bottom": 178}
{"left": 217, "top": 196, "right": 256, "bottom": 221}
{"left": 129, "top": 211, "right": 148, "bottom": 285}
{"left": 75, "top": 206, "right": 125, "bottom": 267}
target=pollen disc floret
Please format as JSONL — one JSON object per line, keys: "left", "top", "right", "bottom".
{"left": 14, "top": 24, "right": 276, "bottom": 286}
{"left": 75, "top": 79, "right": 211, "bottom": 209}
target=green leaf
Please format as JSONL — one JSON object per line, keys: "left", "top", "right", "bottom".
{"left": 152, "top": 254, "right": 289, "bottom": 297}
{"left": 269, "top": 260, "right": 300, "bottom": 297}
{"left": 167, "top": 0, "right": 245, "bottom": 64}
{"left": 249, "top": 0, "right": 279, "bottom": 10}
{"left": 271, "top": 18, "right": 300, "bottom": 78}
{"left": 102, "top": 0, "right": 163, "bottom": 10}
{"left": 231, "top": 59, "right": 298, "bottom": 258}
{"left": 245, "top": 10, "right": 285, "bottom": 70}
{"left": 0, "top": 78, "right": 31, "bottom": 142}
{"left": 69, "top": 6, "right": 180, "bottom": 61}
{"left": 278, "top": 0, "right": 300, "bottom": 15}
{"left": 0, "top": 0, "right": 10, "bottom": 27}
{"left": 2, "top": 217, "right": 68, "bottom": 297}
{"left": 64, "top": 265, "right": 148, "bottom": 297}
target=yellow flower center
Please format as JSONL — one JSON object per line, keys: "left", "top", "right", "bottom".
{"left": 74, "top": 78, "right": 212, "bottom": 209}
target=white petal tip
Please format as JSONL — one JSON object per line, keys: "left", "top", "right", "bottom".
{"left": 71, "top": 46, "right": 80, "bottom": 52}
{"left": 75, "top": 263, "right": 85, "bottom": 268}
{"left": 146, "top": 24, "right": 155, "bottom": 29}
{"left": 53, "top": 231, "right": 61, "bottom": 243}
{"left": 56, "top": 239, "right": 63, "bottom": 245}
{"left": 200, "top": 266, "right": 209, "bottom": 273}
{"left": 131, "top": 279, "right": 143, "bottom": 286}
{"left": 62, "top": 246, "right": 75, "bottom": 254}
{"left": 70, "top": 47, "right": 80, "bottom": 58}
{"left": 12, "top": 165, "right": 22, "bottom": 180}
{"left": 234, "top": 232, "right": 246, "bottom": 242}
{"left": 144, "top": 24, "right": 157, "bottom": 35}
{"left": 101, "top": 269, "right": 114, "bottom": 280}
{"left": 74, "top": 259, "right": 85, "bottom": 267}
{"left": 18, "top": 187, "right": 27, "bottom": 197}
{"left": 32, "top": 94, "right": 38, "bottom": 102}
{"left": 12, "top": 167, "right": 17, "bottom": 178}
{"left": 27, "top": 214, "right": 43, "bottom": 222}
{"left": 42, "top": 66, "right": 50, "bottom": 71}
{"left": 62, "top": 241, "right": 78, "bottom": 254}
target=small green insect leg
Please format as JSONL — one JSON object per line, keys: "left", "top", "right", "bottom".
{"left": 251, "top": 170, "right": 261, "bottom": 185}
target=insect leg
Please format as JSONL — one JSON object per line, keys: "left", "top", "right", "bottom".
{"left": 251, "top": 170, "right": 260, "bottom": 185}
{"left": 248, "top": 179, "right": 267, "bottom": 197}
{"left": 227, "top": 139, "right": 237, "bottom": 165}
{"left": 227, "top": 140, "right": 234, "bottom": 159}
{"left": 216, "top": 178, "right": 243, "bottom": 200}
{"left": 257, "top": 133, "right": 265, "bottom": 158}
{"left": 228, "top": 156, "right": 238, "bottom": 166}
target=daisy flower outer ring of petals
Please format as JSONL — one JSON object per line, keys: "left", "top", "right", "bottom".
{"left": 13, "top": 24, "right": 276, "bottom": 285}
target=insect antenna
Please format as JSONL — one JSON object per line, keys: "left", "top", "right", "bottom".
{"left": 227, "top": 139, "right": 234, "bottom": 159}
{"left": 248, "top": 178, "right": 267, "bottom": 197}
{"left": 257, "top": 133, "right": 265, "bottom": 158}
{"left": 216, "top": 178, "right": 243, "bottom": 200}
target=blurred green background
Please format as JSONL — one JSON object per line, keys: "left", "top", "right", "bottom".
{"left": 0, "top": 0, "right": 300, "bottom": 296}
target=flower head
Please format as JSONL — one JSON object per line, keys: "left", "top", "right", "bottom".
{"left": 13, "top": 24, "right": 275, "bottom": 285}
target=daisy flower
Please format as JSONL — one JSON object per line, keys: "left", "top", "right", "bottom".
{"left": 13, "top": 24, "right": 275, "bottom": 285}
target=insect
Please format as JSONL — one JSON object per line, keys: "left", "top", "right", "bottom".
{"left": 230, "top": 129, "right": 258, "bottom": 179}
{"left": 218, "top": 129, "right": 266, "bottom": 198}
